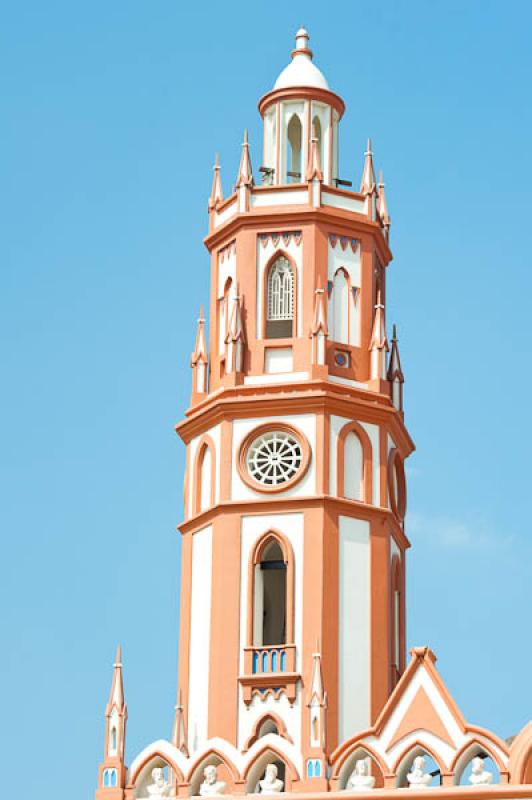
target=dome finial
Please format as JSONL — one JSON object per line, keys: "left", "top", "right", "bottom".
{"left": 294, "top": 26, "right": 311, "bottom": 58}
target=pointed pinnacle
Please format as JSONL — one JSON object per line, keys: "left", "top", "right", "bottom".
{"left": 114, "top": 644, "right": 122, "bottom": 666}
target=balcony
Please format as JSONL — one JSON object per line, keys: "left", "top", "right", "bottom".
{"left": 239, "top": 644, "right": 300, "bottom": 705}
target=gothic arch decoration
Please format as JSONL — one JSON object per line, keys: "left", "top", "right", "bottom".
{"left": 128, "top": 751, "right": 184, "bottom": 796}
{"left": 243, "top": 743, "right": 300, "bottom": 793}
{"left": 337, "top": 420, "right": 373, "bottom": 504}
{"left": 330, "top": 266, "right": 353, "bottom": 345}
{"left": 243, "top": 712, "right": 294, "bottom": 751}
{"left": 286, "top": 113, "right": 303, "bottom": 182}
{"left": 262, "top": 250, "right": 297, "bottom": 340}
{"left": 330, "top": 741, "right": 387, "bottom": 790}
{"left": 388, "top": 447, "right": 406, "bottom": 522}
{"left": 246, "top": 529, "right": 295, "bottom": 647}
{"left": 451, "top": 738, "right": 508, "bottom": 784}
{"left": 392, "top": 739, "right": 447, "bottom": 788}
{"left": 186, "top": 748, "right": 241, "bottom": 796}
{"left": 193, "top": 435, "right": 216, "bottom": 515}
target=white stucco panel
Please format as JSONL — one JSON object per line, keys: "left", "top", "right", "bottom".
{"left": 338, "top": 516, "right": 370, "bottom": 740}
{"left": 187, "top": 525, "right": 213, "bottom": 753}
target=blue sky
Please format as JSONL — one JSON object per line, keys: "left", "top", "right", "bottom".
{"left": 2, "top": 2, "right": 532, "bottom": 797}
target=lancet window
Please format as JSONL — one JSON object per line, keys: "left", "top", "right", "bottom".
{"left": 266, "top": 257, "right": 294, "bottom": 339}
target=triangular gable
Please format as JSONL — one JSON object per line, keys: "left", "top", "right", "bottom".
{"left": 388, "top": 685, "right": 454, "bottom": 750}
{"left": 374, "top": 648, "right": 466, "bottom": 755}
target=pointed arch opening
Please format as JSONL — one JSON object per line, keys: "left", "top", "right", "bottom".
{"left": 394, "top": 743, "right": 445, "bottom": 788}
{"left": 187, "top": 750, "right": 240, "bottom": 797}
{"left": 312, "top": 115, "right": 323, "bottom": 172}
{"left": 266, "top": 255, "right": 295, "bottom": 339}
{"left": 337, "top": 421, "right": 373, "bottom": 504}
{"left": 131, "top": 755, "right": 183, "bottom": 799}
{"left": 243, "top": 713, "right": 293, "bottom": 751}
{"left": 194, "top": 436, "right": 216, "bottom": 515}
{"left": 331, "top": 267, "right": 350, "bottom": 344}
{"left": 452, "top": 741, "right": 503, "bottom": 786}
{"left": 286, "top": 114, "right": 302, "bottom": 183}
{"left": 247, "top": 531, "right": 294, "bottom": 648}
{"left": 334, "top": 744, "right": 386, "bottom": 790}
{"left": 244, "top": 745, "right": 299, "bottom": 793}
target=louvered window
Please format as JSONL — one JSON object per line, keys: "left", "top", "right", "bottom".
{"left": 266, "top": 257, "right": 293, "bottom": 338}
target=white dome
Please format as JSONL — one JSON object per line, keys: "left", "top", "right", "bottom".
{"left": 273, "top": 28, "right": 330, "bottom": 91}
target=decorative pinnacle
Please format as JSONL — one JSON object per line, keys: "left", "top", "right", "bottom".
{"left": 293, "top": 26, "right": 312, "bottom": 59}
{"left": 114, "top": 644, "right": 122, "bottom": 668}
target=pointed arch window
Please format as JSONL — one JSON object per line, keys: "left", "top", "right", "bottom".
{"left": 194, "top": 437, "right": 216, "bottom": 514}
{"left": 312, "top": 115, "right": 323, "bottom": 171}
{"left": 287, "top": 114, "right": 302, "bottom": 182}
{"left": 337, "top": 421, "right": 373, "bottom": 504}
{"left": 332, "top": 268, "right": 350, "bottom": 344}
{"left": 266, "top": 256, "right": 294, "bottom": 339}
{"left": 248, "top": 532, "right": 295, "bottom": 647}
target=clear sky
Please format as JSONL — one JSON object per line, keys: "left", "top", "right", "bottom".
{"left": 2, "top": 2, "right": 532, "bottom": 797}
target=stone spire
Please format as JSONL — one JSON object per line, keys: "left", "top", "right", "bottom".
{"left": 190, "top": 306, "right": 208, "bottom": 400}
{"left": 96, "top": 646, "right": 128, "bottom": 798}
{"left": 369, "top": 289, "right": 389, "bottom": 381}
{"left": 360, "top": 137, "right": 376, "bottom": 194}
{"left": 208, "top": 153, "right": 223, "bottom": 210}
{"left": 388, "top": 324, "right": 404, "bottom": 412}
{"left": 377, "top": 169, "right": 391, "bottom": 238}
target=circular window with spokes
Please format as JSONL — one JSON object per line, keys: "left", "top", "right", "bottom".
{"left": 239, "top": 423, "right": 310, "bottom": 493}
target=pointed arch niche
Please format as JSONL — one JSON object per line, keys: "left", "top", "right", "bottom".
{"left": 187, "top": 750, "right": 240, "bottom": 797}
{"left": 131, "top": 754, "right": 183, "bottom": 799}
{"left": 312, "top": 115, "right": 323, "bottom": 170}
{"left": 452, "top": 740, "right": 505, "bottom": 785}
{"left": 243, "top": 713, "right": 293, "bottom": 751}
{"left": 193, "top": 435, "right": 216, "bottom": 515}
{"left": 394, "top": 743, "right": 446, "bottom": 788}
{"left": 333, "top": 744, "right": 386, "bottom": 790}
{"left": 286, "top": 114, "right": 302, "bottom": 182}
{"left": 337, "top": 421, "right": 373, "bottom": 504}
{"left": 244, "top": 745, "right": 299, "bottom": 793}
{"left": 330, "top": 267, "right": 358, "bottom": 345}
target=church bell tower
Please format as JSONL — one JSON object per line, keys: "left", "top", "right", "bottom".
{"left": 175, "top": 26, "right": 413, "bottom": 789}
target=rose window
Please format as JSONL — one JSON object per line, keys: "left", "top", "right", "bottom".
{"left": 246, "top": 430, "right": 303, "bottom": 487}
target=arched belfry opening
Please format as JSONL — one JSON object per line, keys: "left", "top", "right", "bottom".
{"left": 287, "top": 114, "right": 302, "bottom": 182}
{"left": 312, "top": 115, "right": 323, "bottom": 169}
{"left": 254, "top": 539, "right": 287, "bottom": 646}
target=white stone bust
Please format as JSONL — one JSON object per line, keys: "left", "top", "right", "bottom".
{"left": 469, "top": 757, "right": 493, "bottom": 786}
{"left": 407, "top": 756, "right": 432, "bottom": 789}
{"left": 346, "top": 759, "right": 376, "bottom": 791}
{"left": 259, "top": 763, "right": 284, "bottom": 794}
{"left": 146, "top": 767, "right": 171, "bottom": 798}
{"left": 199, "top": 765, "right": 226, "bottom": 796}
